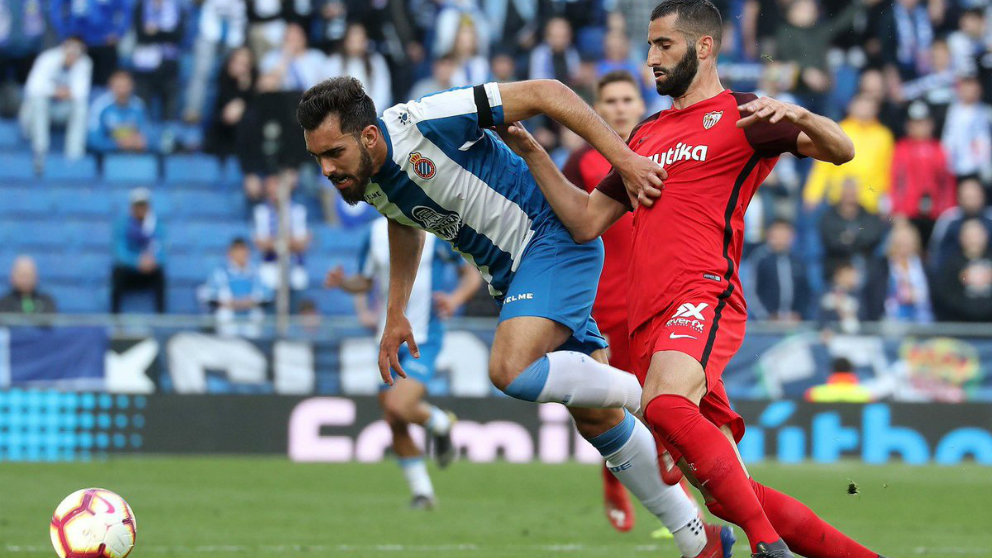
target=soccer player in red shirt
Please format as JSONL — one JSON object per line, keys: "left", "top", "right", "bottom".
{"left": 564, "top": 70, "right": 702, "bottom": 536}
{"left": 497, "top": 1, "right": 886, "bottom": 556}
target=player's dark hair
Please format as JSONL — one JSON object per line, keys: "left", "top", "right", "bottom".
{"left": 831, "top": 357, "right": 854, "bottom": 373}
{"left": 297, "top": 77, "right": 378, "bottom": 134}
{"left": 230, "top": 237, "right": 248, "bottom": 248}
{"left": 768, "top": 217, "right": 794, "bottom": 229}
{"left": 596, "top": 71, "right": 641, "bottom": 97}
{"left": 650, "top": 0, "right": 723, "bottom": 46}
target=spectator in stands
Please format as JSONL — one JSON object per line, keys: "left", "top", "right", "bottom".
{"left": 130, "top": 0, "right": 187, "bottom": 121}
{"left": 324, "top": 23, "right": 392, "bottom": 111}
{"left": 0, "top": 256, "right": 57, "bottom": 314}
{"left": 311, "top": 0, "right": 348, "bottom": 53}
{"left": 203, "top": 237, "right": 271, "bottom": 338}
{"left": 246, "top": 0, "right": 288, "bottom": 60}
{"left": 878, "top": 0, "right": 934, "bottom": 83}
{"left": 932, "top": 219, "right": 992, "bottom": 322}
{"left": 929, "top": 178, "right": 992, "bottom": 268}
{"left": 183, "top": 0, "right": 247, "bottom": 123}
{"left": 112, "top": 187, "right": 166, "bottom": 313}
{"left": 19, "top": 36, "right": 91, "bottom": 170}
{"left": 528, "top": 17, "right": 579, "bottom": 83}
{"left": 804, "top": 94, "right": 893, "bottom": 213}
{"left": 947, "top": 8, "right": 989, "bottom": 79}
{"left": 258, "top": 22, "right": 327, "bottom": 93}
{"left": 254, "top": 178, "right": 311, "bottom": 295}
{"left": 941, "top": 75, "right": 992, "bottom": 183}
{"left": 773, "top": 0, "right": 863, "bottom": 112}
{"left": 448, "top": 20, "right": 490, "bottom": 87}
{"left": 491, "top": 51, "right": 518, "bottom": 83}
{"left": 597, "top": 31, "right": 641, "bottom": 84}
{"left": 745, "top": 219, "right": 810, "bottom": 322}
{"left": 890, "top": 101, "right": 956, "bottom": 244}
{"left": 900, "top": 38, "right": 957, "bottom": 116}
{"left": 856, "top": 68, "right": 904, "bottom": 136}
{"left": 819, "top": 178, "right": 887, "bottom": 282}
{"left": 432, "top": 0, "right": 489, "bottom": 60}
{"left": 864, "top": 219, "right": 933, "bottom": 322}
{"left": 204, "top": 47, "right": 260, "bottom": 201}
{"left": 49, "top": 0, "right": 130, "bottom": 84}
{"left": 0, "top": 0, "right": 47, "bottom": 117}
{"left": 409, "top": 55, "right": 457, "bottom": 101}
{"left": 819, "top": 261, "right": 862, "bottom": 333}
{"left": 87, "top": 70, "right": 149, "bottom": 153}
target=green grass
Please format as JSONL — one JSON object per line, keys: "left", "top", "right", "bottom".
{"left": 2, "top": 457, "right": 990, "bottom": 557}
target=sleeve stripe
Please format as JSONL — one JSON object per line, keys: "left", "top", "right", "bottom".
{"left": 474, "top": 85, "right": 495, "bottom": 128}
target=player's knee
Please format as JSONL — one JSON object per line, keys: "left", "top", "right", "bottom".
{"left": 381, "top": 395, "right": 413, "bottom": 425}
{"left": 570, "top": 407, "right": 626, "bottom": 440}
{"left": 491, "top": 355, "right": 549, "bottom": 400}
{"left": 488, "top": 356, "right": 522, "bottom": 393}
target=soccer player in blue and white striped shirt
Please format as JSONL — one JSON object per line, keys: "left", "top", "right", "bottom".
{"left": 298, "top": 78, "right": 726, "bottom": 556}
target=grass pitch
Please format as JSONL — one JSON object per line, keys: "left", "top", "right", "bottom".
{"left": 2, "top": 457, "right": 990, "bottom": 557}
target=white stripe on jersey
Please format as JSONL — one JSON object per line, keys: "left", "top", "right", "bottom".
{"left": 384, "top": 119, "right": 536, "bottom": 272}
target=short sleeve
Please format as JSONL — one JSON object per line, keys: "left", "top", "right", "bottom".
{"left": 388, "top": 83, "right": 504, "bottom": 147}
{"left": 734, "top": 92, "right": 803, "bottom": 157}
{"left": 595, "top": 169, "right": 633, "bottom": 211}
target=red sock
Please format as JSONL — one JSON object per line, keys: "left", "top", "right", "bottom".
{"left": 644, "top": 394, "right": 780, "bottom": 552}
{"left": 751, "top": 479, "right": 878, "bottom": 558}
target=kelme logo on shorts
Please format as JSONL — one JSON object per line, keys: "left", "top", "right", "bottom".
{"left": 412, "top": 206, "right": 461, "bottom": 241}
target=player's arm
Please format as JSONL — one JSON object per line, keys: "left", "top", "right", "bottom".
{"left": 434, "top": 265, "right": 483, "bottom": 319}
{"left": 498, "top": 80, "right": 663, "bottom": 206}
{"left": 378, "top": 219, "right": 426, "bottom": 385}
{"left": 497, "top": 122, "right": 628, "bottom": 243}
{"left": 324, "top": 266, "right": 374, "bottom": 294}
{"left": 736, "top": 96, "right": 855, "bottom": 165}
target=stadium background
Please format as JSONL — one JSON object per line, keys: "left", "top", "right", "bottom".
{"left": 2, "top": 0, "right": 992, "bottom": 555}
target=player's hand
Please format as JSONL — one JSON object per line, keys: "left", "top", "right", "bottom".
{"left": 736, "top": 96, "right": 809, "bottom": 127}
{"left": 617, "top": 153, "right": 665, "bottom": 208}
{"left": 433, "top": 292, "right": 459, "bottom": 319}
{"left": 495, "top": 122, "right": 542, "bottom": 156}
{"left": 378, "top": 312, "right": 419, "bottom": 385}
{"left": 324, "top": 265, "right": 345, "bottom": 289}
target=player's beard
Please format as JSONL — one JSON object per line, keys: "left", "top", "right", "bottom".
{"left": 654, "top": 44, "right": 699, "bottom": 98}
{"left": 330, "top": 142, "right": 374, "bottom": 206}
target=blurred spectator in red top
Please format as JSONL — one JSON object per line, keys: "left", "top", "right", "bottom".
{"left": 890, "top": 101, "right": 956, "bottom": 244}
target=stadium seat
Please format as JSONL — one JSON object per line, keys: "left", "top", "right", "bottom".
{"left": 314, "top": 224, "right": 365, "bottom": 252}
{"left": 0, "top": 153, "right": 37, "bottom": 180}
{"left": 103, "top": 153, "right": 159, "bottom": 183}
{"left": 43, "top": 155, "right": 98, "bottom": 181}
{"left": 167, "top": 191, "right": 239, "bottom": 219}
{"left": 6, "top": 220, "right": 72, "bottom": 248}
{"left": 49, "top": 285, "right": 109, "bottom": 313}
{"left": 63, "top": 221, "right": 112, "bottom": 249}
{"left": 0, "top": 119, "right": 20, "bottom": 150}
{"left": 0, "top": 188, "right": 54, "bottom": 216}
{"left": 163, "top": 154, "right": 222, "bottom": 185}
{"left": 52, "top": 188, "right": 113, "bottom": 218}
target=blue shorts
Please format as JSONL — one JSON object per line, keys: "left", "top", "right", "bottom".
{"left": 497, "top": 226, "right": 607, "bottom": 355}
{"left": 384, "top": 338, "right": 442, "bottom": 388}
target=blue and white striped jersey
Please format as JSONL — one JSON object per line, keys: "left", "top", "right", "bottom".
{"left": 363, "top": 83, "right": 563, "bottom": 297}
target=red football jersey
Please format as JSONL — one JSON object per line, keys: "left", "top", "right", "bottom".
{"left": 597, "top": 90, "right": 802, "bottom": 332}
{"left": 562, "top": 144, "right": 634, "bottom": 331}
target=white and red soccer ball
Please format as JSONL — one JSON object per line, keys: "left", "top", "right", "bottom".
{"left": 50, "top": 488, "right": 136, "bottom": 558}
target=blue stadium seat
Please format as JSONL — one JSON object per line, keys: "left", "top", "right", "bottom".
{"left": 164, "top": 154, "right": 222, "bottom": 185}
{"left": 5, "top": 220, "right": 72, "bottom": 248}
{"left": 49, "top": 285, "right": 109, "bottom": 313}
{"left": 314, "top": 224, "right": 365, "bottom": 252}
{"left": 221, "top": 156, "right": 244, "bottom": 185}
{"left": 0, "top": 188, "right": 54, "bottom": 216}
{"left": 52, "top": 188, "right": 113, "bottom": 218}
{"left": 0, "top": 153, "right": 37, "bottom": 180}
{"left": 169, "top": 254, "right": 216, "bottom": 283}
{"left": 63, "top": 221, "right": 112, "bottom": 249}
{"left": 167, "top": 190, "right": 239, "bottom": 218}
{"left": 43, "top": 155, "right": 98, "bottom": 181}
{"left": 103, "top": 153, "right": 159, "bottom": 183}
{"left": 0, "top": 119, "right": 20, "bottom": 150}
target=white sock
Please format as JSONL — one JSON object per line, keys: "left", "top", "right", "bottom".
{"left": 595, "top": 413, "right": 704, "bottom": 557}
{"left": 425, "top": 405, "right": 451, "bottom": 435}
{"left": 508, "top": 351, "right": 642, "bottom": 414}
{"left": 398, "top": 457, "right": 434, "bottom": 498}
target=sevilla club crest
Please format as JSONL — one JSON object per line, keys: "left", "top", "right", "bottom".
{"left": 703, "top": 110, "right": 723, "bottom": 130}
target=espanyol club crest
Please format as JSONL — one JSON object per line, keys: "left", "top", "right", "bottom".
{"left": 409, "top": 152, "right": 437, "bottom": 179}
{"left": 703, "top": 110, "right": 723, "bottom": 130}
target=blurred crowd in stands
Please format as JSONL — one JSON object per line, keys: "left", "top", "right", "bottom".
{"left": 1, "top": 0, "right": 991, "bottom": 327}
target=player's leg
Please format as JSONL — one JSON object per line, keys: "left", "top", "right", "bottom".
{"left": 700, "top": 426, "right": 881, "bottom": 558}
{"left": 642, "top": 352, "right": 785, "bottom": 555}
{"left": 379, "top": 387, "right": 435, "bottom": 509}
{"left": 489, "top": 317, "right": 642, "bottom": 413}
{"left": 383, "top": 343, "right": 457, "bottom": 468}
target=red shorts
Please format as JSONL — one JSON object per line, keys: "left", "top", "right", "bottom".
{"left": 597, "top": 316, "right": 632, "bottom": 373}
{"left": 630, "top": 287, "right": 747, "bottom": 447}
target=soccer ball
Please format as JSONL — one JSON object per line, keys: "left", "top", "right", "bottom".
{"left": 50, "top": 488, "right": 136, "bottom": 558}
